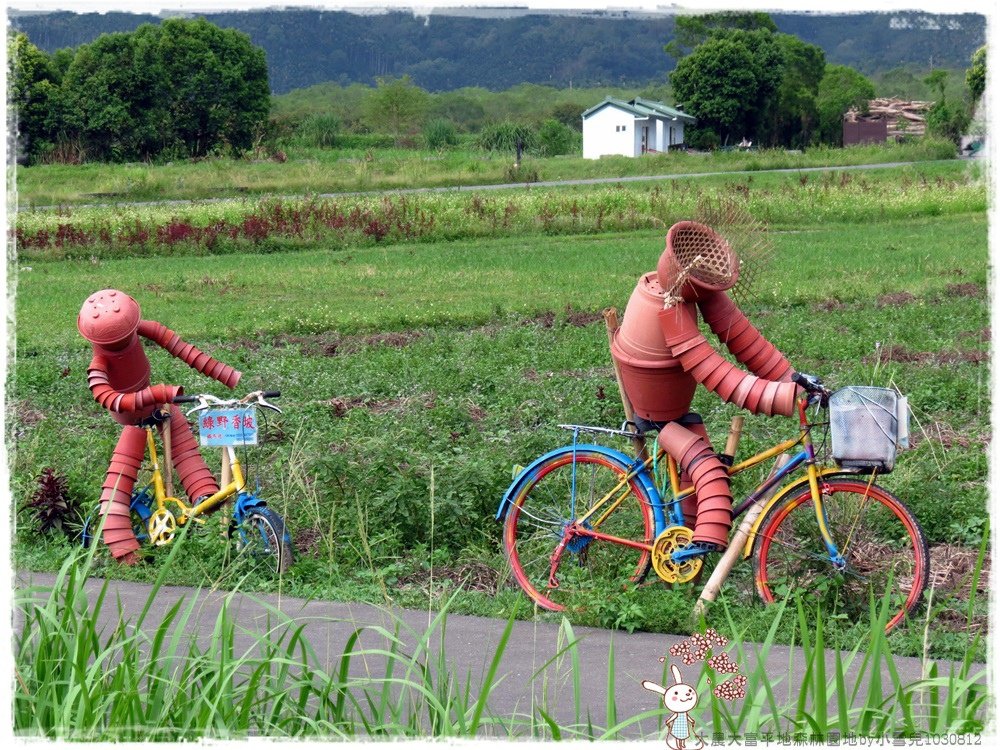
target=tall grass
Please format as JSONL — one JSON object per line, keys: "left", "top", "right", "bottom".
{"left": 12, "top": 162, "right": 986, "bottom": 261}
{"left": 15, "top": 529, "right": 988, "bottom": 740}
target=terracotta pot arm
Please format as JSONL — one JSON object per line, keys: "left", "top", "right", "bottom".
{"left": 87, "top": 357, "right": 181, "bottom": 412}
{"left": 658, "top": 305, "right": 799, "bottom": 417}
{"left": 138, "top": 320, "right": 241, "bottom": 388}
{"left": 696, "top": 291, "right": 793, "bottom": 382}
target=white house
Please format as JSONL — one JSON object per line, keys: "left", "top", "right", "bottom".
{"left": 581, "top": 97, "right": 696, "bottom": 160}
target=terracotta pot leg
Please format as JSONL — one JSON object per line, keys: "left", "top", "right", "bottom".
{"left": 168, "top": 405, "right": 220, "bottom": 503}
{"left": 658, "top": 422, "right": 733, "bottom": 549}
{"left": 99, "top": 425, "right": 147, "bottom": 564}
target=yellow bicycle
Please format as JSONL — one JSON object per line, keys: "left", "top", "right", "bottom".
{"left": 83, "top": 390, "right": 293, "bottom": 574}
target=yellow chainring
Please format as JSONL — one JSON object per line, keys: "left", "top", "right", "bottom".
{"left": 148, "top": 508, "right": 178, "bottom": 546}
{"left": 651, "top": 526, "right": 703, "bottom": 583}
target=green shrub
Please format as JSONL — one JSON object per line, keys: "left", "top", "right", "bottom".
{"left": 295, "top": 113, "right": 341, "bottom": 148}
{"left": 335, "top": 133, "right": 397, "bottom": 149}
{"left": 686, "top": 126, "right": 721, "bottom": 150}
{"left": 926, "top": 100, "right": 971, "bottom": 146}
{"left": 537, "top": 118, "right": 578, "bottom": 157}
{"left": 476, "top": 121, "right": 536, "bottom": 153}
{"left": 423, "top": 118, "right": 459, "bottom": 150}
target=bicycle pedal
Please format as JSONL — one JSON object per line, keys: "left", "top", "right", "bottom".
{"left": 671, "top": 541, "right": 724, "bottom": 563}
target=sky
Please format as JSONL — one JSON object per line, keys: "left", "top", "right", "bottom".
{"left": 4, "top": 0, "right": 997, "bottom": 15}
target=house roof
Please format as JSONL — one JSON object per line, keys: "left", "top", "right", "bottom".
{"left": 581, "top": 97, "right": 696, "bottom": 124}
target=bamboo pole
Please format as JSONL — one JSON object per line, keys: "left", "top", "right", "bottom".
{"left": 722, "top": 416, "right": 744, "bottom": 464}
{"left": 161, "top": 416, "right": 175, "bottom": 499}
{"left": 603, "top": 307, "right": 647, "bottom": 458}
{"left": 692, "top": 453, "right": 791, "bottom": 620}
{"left": 221, "top": 447, "right": 232, "bottom": 489}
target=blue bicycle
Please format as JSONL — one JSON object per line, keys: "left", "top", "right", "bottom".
{"left": 496, "top": 376, "right": 929, "bottom": 633}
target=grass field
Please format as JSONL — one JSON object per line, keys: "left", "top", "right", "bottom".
{"left": 12, "top": 161, "right": 985, "bottom": 263}
{"left": 14, "top": 138, "right": 958, "bottom": 207}
{"left": 11, "top": 153, "right": 989, "bottom": 664}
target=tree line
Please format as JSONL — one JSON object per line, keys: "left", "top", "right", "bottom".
{"left": 12, "top": 8, "right": 984, "bottom": 95}
{"left": 9, "top": 14, "right": 986, "bottom": 165}
{"left": 9, "top": 19, "right": 269, "bottom": 164}
{"left": 667, "top": 12, "right": 983, "bottom": 149}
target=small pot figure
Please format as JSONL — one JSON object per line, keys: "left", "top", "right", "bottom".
{"left": 642, "top": 664, "right": 704, "bottom": 750}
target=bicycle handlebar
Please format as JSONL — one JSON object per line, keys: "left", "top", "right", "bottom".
{"left": 172, "top": 390, "right": 283, "bottom": 413}
{"left": 792, "top": 372, "right": 830, "bottom": 407}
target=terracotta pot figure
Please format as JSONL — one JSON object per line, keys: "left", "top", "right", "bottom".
{"left": 611, "top": 222, "right": 800, "bottom": 551}
{"left": 78, "top": 289, "right": 241, "bottom": 564}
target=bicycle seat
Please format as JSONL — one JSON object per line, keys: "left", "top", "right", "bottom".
{"left": 632, "top": 411, "right": 704, "bottom": 434}
{"left": 138, "top": 409, "right": 171, "bottom": 428}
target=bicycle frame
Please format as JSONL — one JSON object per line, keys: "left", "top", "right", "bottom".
{"left": 145, "top": 411, "right": 270, "bottom": 532}
{"left": 498, "top": 393, "right": 857, "bottom": 576}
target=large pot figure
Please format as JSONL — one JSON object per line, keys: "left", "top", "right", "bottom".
{"left": 612, "top": 222, "right": 800, "bottom": 551}
{"left": 78, "top": 289, "right": 241, "bottom": 564}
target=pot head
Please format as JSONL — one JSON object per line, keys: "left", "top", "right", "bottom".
{"left": 658, "top": 221, "right": 739, "bottom": 302}
{"left": 78, "top": 289, "right": 141, "bottom": 348}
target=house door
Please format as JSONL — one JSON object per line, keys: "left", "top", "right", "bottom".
{"left": 641, "top": 126, "right": 649, "bottom": 154}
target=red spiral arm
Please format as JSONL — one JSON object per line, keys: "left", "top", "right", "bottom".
{"left": 87, "top": 356, "right": 181, "bottom": 414}
{"left": 138, "top": 320, "right": 242, "bottom": 389}
{"left": 658, "top": 304, "right": 799, "bottom": 417}
{"left": 696, "top": 291, "right": 793, "bottom": 382}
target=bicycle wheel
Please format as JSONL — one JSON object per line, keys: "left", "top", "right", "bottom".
{"left": 503, "top": 450, "right": 655, "bottom": 612}
{"left": 236, "top": 507, "right": 294, "bottom": 575}
{"left": 752, "top": 477, "right": 929, "bottom": 632}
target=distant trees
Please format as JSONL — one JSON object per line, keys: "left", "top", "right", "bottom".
{"left": 966, "top": 46, "right": 986, "bottom": 109}
{"left": 670, "top": 25, "right": 820, "bottom": 147}
{"left": 667, "top": 13, "right": 888, "bottom": 148}
{"left": 665, "top": 11, "right": 777, "bottom": 60}
{"left": 924, "top": 68, "right": 970, "bottom": 145}
{"left": 9, "top": 19, "right": 269, "bottom": 163}
{"left": 8, "top": 33, "right": 64, "bottom": 163}
{"left": 670, "top": 34, "right": 771, "bottom": 145}
{"left": 362, "top": 75, "right": 430, "bottom": 138}
{"left": 815, "top": 65, "right": 876, "bottom": 145}
{"left": 769, "top": 34, "right": 826, "bottom": 147}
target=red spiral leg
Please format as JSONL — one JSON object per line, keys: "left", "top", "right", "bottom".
{"left": 659, "top": 422, "right": 733, "bottom": 549}
{"left": 99, "top": 426, "right": 146, "bottom": 564}
{"left": 167, "top": 404, "right": 220, "bottom": 503}
{"left": 676, "top": 419, "right": 713, "bottom": 531}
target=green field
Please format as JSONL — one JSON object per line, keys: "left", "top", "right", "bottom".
{"left": 14, "top": 137, "right": 958, "bottom": 207}
{"left": 11, "top": 155, "right": 989, "bottom": 662}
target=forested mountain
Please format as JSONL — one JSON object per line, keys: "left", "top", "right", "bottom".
{"left": 10, "top": 8, "right": 985, "bottom": 95}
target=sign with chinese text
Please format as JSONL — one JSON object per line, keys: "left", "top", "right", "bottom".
{"left": 198, "top": 408, "right": 258, "bottom": 447}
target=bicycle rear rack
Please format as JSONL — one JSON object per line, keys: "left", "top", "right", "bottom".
{"left": 557, "top": 423, "right": 647, "bottom": 439}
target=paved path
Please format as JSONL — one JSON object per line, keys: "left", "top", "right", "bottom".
{"left": 16, "top": 571, "right": 984, "bottom": 737}
{"left": 24, "top": 159, "right": 956, "bottom": 212}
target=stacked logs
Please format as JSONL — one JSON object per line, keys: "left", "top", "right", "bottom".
{"left": 844, "top": 98, "right": 934, "bottom": 138}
